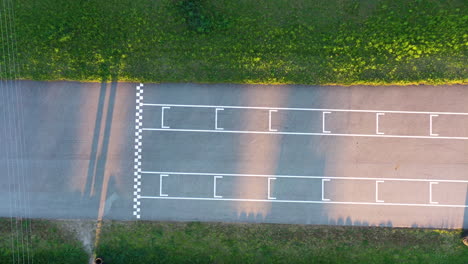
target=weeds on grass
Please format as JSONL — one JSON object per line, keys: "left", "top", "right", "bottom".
{"left": 0, "top": 219, "right": 88, "bottom": 264}
{"left": 95, "top": 221, "right": 468, "bottom": 264}
{"left": 0, "top": 0, "right": 466, "bottom": 84}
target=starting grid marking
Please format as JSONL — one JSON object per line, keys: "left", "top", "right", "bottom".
{"left": 132, "top": 86, "right": 468, "bottom": 219}
{"left": 132, "top": 83, "right": 144, "bottom": 219}
{"left": 138, "top": 171, "right": 468, "bottom": 208}
{"left": 142, "top": 103, "right": 468, "bottom": 140}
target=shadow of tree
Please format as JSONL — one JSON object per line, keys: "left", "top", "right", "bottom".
{"left": 328, "top": 215, "right": 393, "bottom": 228}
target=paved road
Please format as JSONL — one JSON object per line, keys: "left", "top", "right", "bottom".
{"left": 1, "top": 80, "right": 467, "bottom": 228}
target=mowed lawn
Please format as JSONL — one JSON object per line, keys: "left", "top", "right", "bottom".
{"left": 96, "top": 221, "right": 468, "bottom": 264}
{"left": 0, "top": 0, "right": 466, "bottom": 84}
{"left": 0, "top": 218, "right": 88, "bottom": 264}
{"left": 1, "top": 218, "right": 467, "bottom": 263}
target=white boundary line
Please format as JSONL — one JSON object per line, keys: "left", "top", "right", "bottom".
{"left": 376, "top": 113, "right": 385, "bottom": 135}
{"left": 142, "top": 103, "right": 468, "bottom": 116}
{"left": 142, "top": 128, "right": 468, "bottom": 140}
{"left": 269, "top": 110, "right": 277, "bottom": 132}
{"left": 430, "top": 114, "right": 439, "bottom": 136}
{"left": 322, "top": 179, "right": 330, "bottom": 201}
{"left": 161, "top": 107, "right": 170, "bottom": 128}
{"left": 268, "top": 177, "right": 276, "bottom": 199}
{"left": 139, "top": 196, "right": 468, "bottom": 208}
{"left": 140, "top": 171, "right": 468, "bottom": 183}
{"left": 133, "top": 83, "right": 144, "bottom": 219}
{"left": 160, "top": 174, "right": 168, "bottom": 197}
{"left": 376, "top": 181, "right": 384, "bottom": 203}
{"left": 214, "top": 176, "right": 222, "bottom": 198}
{"left": 322, "top": 111, "right": 331, "bottom": 133}
{"left": 215, "top": 108, "right": 224, "bottom": 130}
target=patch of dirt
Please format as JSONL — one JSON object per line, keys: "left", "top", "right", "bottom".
{"left": 56, "top": 219, "right": 96, "bottom": 256}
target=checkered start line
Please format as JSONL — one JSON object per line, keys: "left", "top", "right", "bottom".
{"left": 133, "top": 83, "right": 144, "bottom": 219}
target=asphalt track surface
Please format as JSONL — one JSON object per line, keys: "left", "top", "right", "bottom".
{"left": 1, "top": 81, "right": 468, "bottom": 228}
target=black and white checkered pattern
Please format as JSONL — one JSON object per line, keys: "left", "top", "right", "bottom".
{"left": 133, "top": 83, "right": 144, "bottom": 219}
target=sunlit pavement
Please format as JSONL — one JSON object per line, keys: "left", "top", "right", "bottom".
{"left": 1, "top": 81, "right": 467, "bottom": 228}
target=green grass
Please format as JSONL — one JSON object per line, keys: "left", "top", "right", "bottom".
{"left": 96, "top": 221, "right": 468, "bottom": 264}
{"left": 1, "top": 218, "right": 467, "bottom": 263}
{"left": 0, "top": 0, "right": 467, "bottom": 84}
{"left": 0, "top": 218, "right": 88, "bottom": 264}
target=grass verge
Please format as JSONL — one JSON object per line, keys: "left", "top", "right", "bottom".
{"left": 95, "top": 221, "right": 468, "bottom": 264}
{"left": 1, "top": 218, "right": 467, "bottom": 263}
{"left": 0, "top": 218, "right": 89, "bottom": 264}
{"left": 0, "top": 0, "right": 466, "bottom": 85}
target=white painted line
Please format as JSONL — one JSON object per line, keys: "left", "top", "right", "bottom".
{"left": 322, "top": 111, "right": 331, "bottom": 133}
{"left": 430, "top": 182, "right": 439, "bottom": 204}
{"left": 160, "top": 174, "right": 168, "bottom": 197}
{"left": 215, "top": 108, "right": 224, "bottom": 130}
{"left": 268, "top": 177, "right": 276, "bottom": 200}
{"left": 214, "top": 176, "right": 223, "bottom": 198}
{"left": 141, "top": 171, "right": 468, "bottom": 183}
{"left": 376, "top": 181, "right": 384, "bottom": 202}
{"left": 161, "top": 107, "right": 170, "bottom": 129}
{"left": 142, "top": 103, "right": 468, "bottom": 116}
{"left": 430, "top": 114, "right": 439, "bottom": 136}
{"left": 376, "top": 113, "right": 385, "bottom": 135}
{"left": 139, "top": 196, "right": 468, "bottom": 208}
{"left": 141, "top": 128, "right": 468, "bottom": 140}
{"left": 322, "top": 179, "right": 330, "bottom": 201}
{"left": 269, "top": 110, "right": 278, "bottom": 132}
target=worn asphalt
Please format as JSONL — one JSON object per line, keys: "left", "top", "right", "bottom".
{"left": 1, "top": 80, "right": 467, "bottom": 228}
